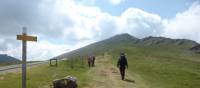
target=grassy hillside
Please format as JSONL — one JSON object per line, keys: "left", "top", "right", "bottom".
{"left": 109, "top": 44, "right": 200, "bottom": 88}
{"left": 58, "top": 33, "right": 200, "bottom": 88}
{"left": 0, "top": 58, "right": 90, "bottom": 88}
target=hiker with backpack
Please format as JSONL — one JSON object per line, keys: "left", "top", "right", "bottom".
{"left": 117, "top": 52, "right": 128, "bottom": 80}
{"left": 87, "top": 56, "right": 92, "bottom": 67}
{"left": 92, "top": 55, "right": 96, "bottom": 67}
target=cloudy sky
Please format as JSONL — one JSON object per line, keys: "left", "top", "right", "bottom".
{"left": 0, "top": 0, "right": 200, "bottom": 61}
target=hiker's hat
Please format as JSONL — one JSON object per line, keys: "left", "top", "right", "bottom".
{"left": 120, "top": 52, "right": 125, "bottom": 56}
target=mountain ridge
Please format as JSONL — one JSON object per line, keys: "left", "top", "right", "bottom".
{"left": 56, "top": 33, "right": 199, "bottom": 59}
{"left": 0, "top": 54, "right": 21, "bottom": 64}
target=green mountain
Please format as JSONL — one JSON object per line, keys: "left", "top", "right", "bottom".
{"left": 58, "top": 33, "right": 199, "bottom": 58}
{"left": 0, "top": 54, "right": 21, "bottom": 64}
{"left": 140, "top": 36, "right": 198, "bottom": 47}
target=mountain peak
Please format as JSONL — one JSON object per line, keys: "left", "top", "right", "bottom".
{"left": 115, "top": 33, "right": 135, "bottom": 38}
{"left": 110, "top": 33, "right": 139, "bottom": 41}
{"left": 116, "top": 33, "right": 132, "bottom": 37}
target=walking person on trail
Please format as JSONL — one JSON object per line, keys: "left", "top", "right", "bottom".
{"left": 92, "top": 55, "right": 96, "bottom": 67}
{"left": 117, "top": 52, "right": 128, "bottom": 80}
{"left": 87, "top": 56, "right": 92, "bottom": 67}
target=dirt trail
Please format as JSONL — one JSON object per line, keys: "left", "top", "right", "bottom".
{"left": 84, "top": 55, "right": 136, "bottom": 88}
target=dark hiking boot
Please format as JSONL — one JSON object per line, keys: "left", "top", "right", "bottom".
{"left": 122, "top": 77, "right": 124, "bottom": 80}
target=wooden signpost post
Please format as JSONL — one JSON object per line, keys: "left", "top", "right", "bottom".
{"left": 17, "top": 27, "right": 37, "bottom": 88}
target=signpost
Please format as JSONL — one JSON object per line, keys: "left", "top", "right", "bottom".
{"left": 17, "top": 27, "right": 37, "bottom": 88}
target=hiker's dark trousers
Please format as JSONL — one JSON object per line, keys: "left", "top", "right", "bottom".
{"left": 119, "top": 67, "right": 126, "bottom": 80}
{"left": 88, "top": 62, "right": 91, "bottom": 67}
{"left": 92, "top": 60, "right": 95, "bottom": 67}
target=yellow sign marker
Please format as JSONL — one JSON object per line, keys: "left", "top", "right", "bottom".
{"left": 17, "top": 35, "right": 37, "bottom": 42}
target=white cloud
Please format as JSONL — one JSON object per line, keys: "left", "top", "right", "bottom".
{"left": 162, "top": 1, "right": 200, "bottom": 42}
{"left": 6, "top": 41, "right": 71, "bottom": 61}
{"left": 1, "top": 0, "right": 200, "bottom": 61}
{"left": 117, "top": 8, "right": 164, "bottom": 38}
{"left": 109, "top": 0, "right": 125, "bottom": 5}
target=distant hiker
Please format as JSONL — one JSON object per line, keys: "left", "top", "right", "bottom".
{"left": 92, "top": 55, "right": 96, "bottom": 67}
{"left": 87, "top": 56, "right": 90, "bottom": 67}
{"left": 117, "top": 53, "right": 128, "bottom": 80}
{"left": 87, "top": 56, "right": 92, "bottom": 67}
